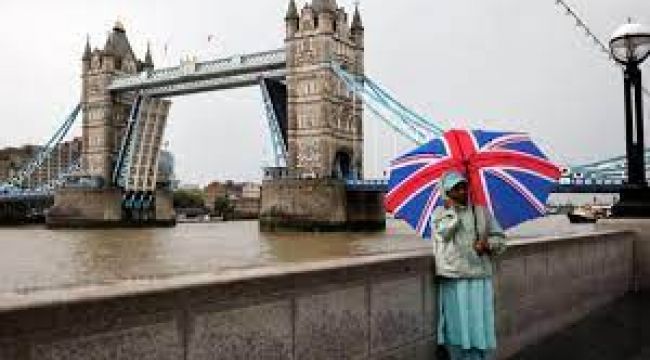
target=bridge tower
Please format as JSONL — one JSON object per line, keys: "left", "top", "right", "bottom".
{"left": 48, "top": 22, "right": 174, "bottom": 227}
{"left": 261, "top": 1, "right": 383, "bottom": 231}
{"left": 285, "top": 0, "right": 364, "bottom": 179}
{"left": 81, "top": 21, "right": 152, "bottom": 184}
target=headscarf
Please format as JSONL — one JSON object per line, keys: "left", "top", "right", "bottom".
{"left": 441, "top": 171, "right": 468, "bottom": 197}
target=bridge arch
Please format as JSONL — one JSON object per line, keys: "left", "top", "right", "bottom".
{"left": 332, "top": 148, "right": 353, "bottom": 180}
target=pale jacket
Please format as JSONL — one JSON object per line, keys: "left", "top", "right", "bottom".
{"left": 431, "top": 205, "right": 506, "bottom": 278}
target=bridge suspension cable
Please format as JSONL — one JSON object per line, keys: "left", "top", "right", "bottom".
{"left": 4, "top": 104, "right": 81, "bottom": 188}
{"left": 330, "top": 62, "right": 446, "bottom": 145}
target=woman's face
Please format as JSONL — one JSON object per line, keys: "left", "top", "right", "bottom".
{"left": 448, "top": 181, "right": 468, "bottom": 206}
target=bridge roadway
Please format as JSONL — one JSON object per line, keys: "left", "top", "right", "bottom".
{"left": 108, "top": 49, "right": 286, "bottom": 97}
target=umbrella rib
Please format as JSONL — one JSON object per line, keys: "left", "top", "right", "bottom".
{"left": 389, "top": 154, "right": 444, "bottom": 171}
{"left": 482, "top": 134, "right": 532, "bottom": 151}
{"left": 485, "top": 168, "right": 547, "bottom": 215}
{"left": 392, "top": 176, "right": 440, "bottom": 216}
{"left": 416, "top": 184, "right": 441, "bottom": 236}
{"left": 471, "top": 151, "right": 560, "bottom": 179}
{"left": 483, "top": 165, "right": 558, "bottom": 183}
{"left": 385, "top": 159, "right": 459, "bottom": 211}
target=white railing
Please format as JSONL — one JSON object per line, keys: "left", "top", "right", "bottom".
{"left": 109, "top": 49, "right": 286, "bottom": 92}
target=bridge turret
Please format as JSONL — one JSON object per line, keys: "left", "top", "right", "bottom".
{"left": 80, "top": 20, "right": 144, "bottom": 183}
{"left": 142, "top": 42, "right": 154, "bottom": 71}
{"left": 351, "top": 4, "right": 364, "bottom": 48}
{"left": 82, "top": 36, "right": 92, "bottom": 74}
{"left": 314, "top": 0, "right": 337, "bottom": 34}
{"left": 299, "top": 4, "right": 316, "bottom": 31}
{"left": 285, "top": 0, "right": 299, "bottom": 38}
{"left": 286, "top": 0, "right": 365, "bottom": 179}
{"left": 335, "top": 8, "right": 349, "bottom": 38}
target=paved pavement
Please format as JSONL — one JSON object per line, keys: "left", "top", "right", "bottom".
{"left": 510, "top": 291, "right": 650, "bottom": 360}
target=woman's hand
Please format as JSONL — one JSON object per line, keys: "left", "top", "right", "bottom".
{"left": 444, "top": 198, "right": 454, "bottom": 209}
{"left": 474, "top": 238, "right": 491, "bottom": 256}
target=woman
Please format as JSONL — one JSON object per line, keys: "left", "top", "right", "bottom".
{"left": 432, "top": 171, "right": 506, "bottom": 360}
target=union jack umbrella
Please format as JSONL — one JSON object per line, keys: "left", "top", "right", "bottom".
{"left": 384, "top": 129, "right": 561, "bottom": 238}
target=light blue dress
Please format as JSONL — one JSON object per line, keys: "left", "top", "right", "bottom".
{"left": 431, "top": 172, "right": 505, "bottom": 360}
{"left": 438, "top": 277, "right": 496, "bottom": 360}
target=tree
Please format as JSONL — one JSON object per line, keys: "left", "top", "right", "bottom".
{"left": 173, "top": 189, "right": 205, "bottom": 209}
{"left": 213, "top": 196, "right": 235, "bottom": 219}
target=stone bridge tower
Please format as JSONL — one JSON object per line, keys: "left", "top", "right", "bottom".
{"left": 81, "top": 21, "right": 153, "bottom": 185}
{"left": 285, "top": 0, "right": 364, "bottom": 179}
{"left": 47, "top": 21, "right": 175, "bottom": 228}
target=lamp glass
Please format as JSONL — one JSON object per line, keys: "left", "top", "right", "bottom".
{"left": 610, "top": 23, "right": 650, "bottom": 64}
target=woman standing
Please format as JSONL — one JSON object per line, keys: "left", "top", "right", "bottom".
{"left": 431, "top": 171, "right": 506, "bottom": 360}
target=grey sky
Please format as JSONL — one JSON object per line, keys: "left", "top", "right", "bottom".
{"left": 0, "top": 0, "right": 649, "bottom": 185}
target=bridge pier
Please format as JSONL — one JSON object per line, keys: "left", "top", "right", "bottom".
{"left": 259, "top": 178, "right": 385, "bottom": 232}
{"left": 46, "top": 188, "right": 175, "bottom": 228}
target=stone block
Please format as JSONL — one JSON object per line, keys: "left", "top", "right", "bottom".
{"left": 188, "top": 300, "right": 292, "bottom": 360}
{"left": 32, "top": 321, "right": 181, "bottom": 360}
{"left": 370, "top": 277, "right": 424, "bottom": 354}
{"left": 423, "top": 272, "right": 436, "bottom": 336}
{"left": 524, "top": 253, "right": 548, "bottom": 296}
{"left": 47, "top": 188, "right": 123, "bottom": 227}
{"left": 296, "top": 286, "right": 368, "bottom": 359}
{"left": 374, "top": 336, "right": 436, "bottom": 360}
{"left": 0, "top": 343, "right": 19, "bottom": 360}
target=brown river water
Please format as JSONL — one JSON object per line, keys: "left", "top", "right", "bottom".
{"left": 0, "top": 216, "right": 594, "bottom": 294}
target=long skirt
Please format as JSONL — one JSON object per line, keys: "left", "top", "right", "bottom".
{"left": 438, "top": 277, "right": 496, "bottom": 360}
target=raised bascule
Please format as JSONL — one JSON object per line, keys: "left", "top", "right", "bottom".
{"left": 46, "top": 0, "right": 386, "bottom": 230}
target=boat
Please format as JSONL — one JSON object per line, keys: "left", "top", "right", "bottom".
{"left": 567, "top": 206, "right": 602, "bottom": 224}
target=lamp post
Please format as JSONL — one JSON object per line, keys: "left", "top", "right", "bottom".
{"left": 610, "top": 21, "right": 650, "bottom": 217}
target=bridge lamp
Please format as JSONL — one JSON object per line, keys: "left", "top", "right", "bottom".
{"left": 609, "top": 21, "right": 650, "bottom": 216}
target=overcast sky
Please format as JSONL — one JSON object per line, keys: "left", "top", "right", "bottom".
{"left": 0, "top": 0, "right": 649, "bottom": 185}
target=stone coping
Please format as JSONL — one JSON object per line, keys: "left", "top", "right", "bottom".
{"left": 0, "top": 229, "right": 631, "bottom": 313}
{"left": 0, "top": 248, "right": 431, "bottom": 313}
{"left": 507, "top": 229, "right": 632, "bottom": 246}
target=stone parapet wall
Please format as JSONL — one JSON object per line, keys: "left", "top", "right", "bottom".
{"left": 0, "top": 230, "right": 636, "bottom": 359}
{"left": 495, "top": 231, "right": 635, "bottom": 359}
{"left": 0, "top": 250, "right": 435, "bottom": 359}
{"left": 597, "top": 219, "right": 650, "bottom": 291}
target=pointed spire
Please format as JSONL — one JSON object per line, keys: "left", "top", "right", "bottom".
{"left": 286, "top": 0, "right": 299, "bottom": 20}
{"left": 103, "top": 31, "right": 115, "bottom": 55}
{"left": 351, "top": 3, "right": 363, "bottom": 31}
{"left": 82, "top": 35, "right": 91, "bottom": 60}
{"left": 144, "top": 42, "right": 153, "bottom": 67}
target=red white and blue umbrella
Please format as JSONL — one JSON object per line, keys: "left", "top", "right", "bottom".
{"left": 384, "top": 129, "right": 561, "bottom": 238}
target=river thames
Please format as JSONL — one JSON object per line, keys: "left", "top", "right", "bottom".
{"left": 0, "top": 215, "right": 595, "bottom": 295}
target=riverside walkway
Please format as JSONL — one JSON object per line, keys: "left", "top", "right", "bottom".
{"left": 512, "top": 291, "right": 650, "bottom": 360}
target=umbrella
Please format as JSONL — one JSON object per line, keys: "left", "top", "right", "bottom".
{"left": 384, "top": 129, "right": 561, "bottom": 238}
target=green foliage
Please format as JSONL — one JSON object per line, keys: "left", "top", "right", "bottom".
{"left": 173, "top": 189, "right": 205, "bottom": 209}
{"left": 213, "top": 196, "right": 235, "bottom": 219}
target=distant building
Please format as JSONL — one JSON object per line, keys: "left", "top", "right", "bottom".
{"left": 204, "top": 181, "right": 242, "bottom": 210}
{"left": 203, "top": 180, "right": 260, "bottom": 218}
{"left": 0, "top": 137, "right": 82, "bottom": 187}
{"left": 242, "top": 182, "right": 261, "bottom": 199}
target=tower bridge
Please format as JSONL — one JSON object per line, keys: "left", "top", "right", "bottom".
{"left": 0, "top": 0, "right": 637, "bottom": 227}
{"left": 45, "top": 0, "right": 378, "bottom": 229}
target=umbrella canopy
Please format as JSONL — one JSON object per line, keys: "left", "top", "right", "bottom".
{"left": 384, "top": 129, "right": 561, "bottom": 238}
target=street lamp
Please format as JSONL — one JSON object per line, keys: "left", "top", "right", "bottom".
{"left": 610, "top": 21, "right": 650, "bottom": 217}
